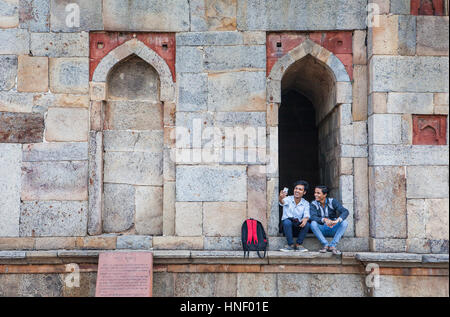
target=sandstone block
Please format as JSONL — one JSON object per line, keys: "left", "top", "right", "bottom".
{"left": 0, "top": 28, "right": 29, "bottom": 54}
{"left": 75, "top": 236, "right": 117, "bottom": 250}
{"left": 336, "top": 82, "right": 352, "bottom": 104}
{"left": 152, "top": 236, "right": 203, "bottom": 250}
{"left": 102, "top": 183, "right": 135, "bottom": 233}
{"left": 135, "top": 186, "right": 163, "bottom": 235}
{"left": 176, "top": 165, "right": 247, "bottom": 202}
{"left": 236, "top": 0, "right": 367, "bottom": 31}
{"left": 369, "top": 238, "right": 407, "bottom": 252}
{"left": 0, "top": 112, "right": 44, "bottom": 143}
{"left": 103, "top": 151, "right": 163, "bottom": 186}
{"left": 208, "top": 71, "right": 266, "bottom": 112}
{"left": 174, "top": 273, "right": 215, "bottom": 297}
{"left": 373, "top": 276, "right": 449, "bottom": 297}
{"left": 49, "top": 57, "right": 89, "bottom": 94}
{"left": 237, "top": 273, "right": 277, "bottom": 297}
{"left": 21, "top": 161, "right": 88, "bottom": 201}
{"left": 34, "top": 237, "right": 76, "bottom": 250}
{"left": 203, "top": 202, "right": 247, "bottom": 237}
{"left": 0, "top": 237, "right": 34, "bottom": 250}
{"left": 103, "top": 130, "right": 163, "bottom": 153}
{"left": 0, "top": 143, "right": 21, "bottom": 237}
{"left": 370, "top": 56, "right": 449, "bottom": 93}
{"left": 50, "top": 0, "right": 103, "bottom": 32}
{"left": 19, "top": 0, "right": 50, "bottom": 32}
{"left": 17, "top": 55, "right": 48, "bottom": 92}
{"left": 175, "top": 202, "right": 203, "bottom": 236}
{"left": 369, "top": 166, "right": 407, "bottom": 238}
{"left": 353, "top": 30, "right": 367, "bottom": 65}
{"left": 354, "top": 158, "right": 369, "bottom": 238}
{"left": 416, "top": 16, "right": 449, "bottom": 56}
{"left": 87, "top": 131, "right": 102, "bottom": 235}
{"left": 369, "top": 0, "right": 390, "bottom": 14}
{"left": 0, "top": 55, "right": 17, "bottom": 91}
{"left": 369, "top": 144, "right": 449, "bottom": 166}
{"left": 0, "top": 0, "right": 18, "bottom": 28}
{"left": 33, "top": 93, "right": 89, "bottom": 110}
{"left": 22, "top": 142, "right": 88, "bottom": 162}
{"left": 406, "top": 166, "right": 449, "bottom": 199}
{"left": 19, "top": 201, "right": 87, "bottom": 236}
{"left": 31, "top": 32, "right": 89, "bottom": 57}
{"left": 45, "top": 107, "right": 89, "bottom": 142}
{"left": 370, "top": 15, "right": 399, "bottom": 55}
{"left": 190, "top": 0, "right": 237, "bottom": 31}
{"left": 247, "top": 165, "right": 267, "bottom": 227}
{"left": 368, "top": 92, "right": 387, "bottom": 115}
{"left": 163, "top": 181, "right": 176, "bottom": 236}
{"left": 352, "top": 65, "right": 368, "bottom": 121}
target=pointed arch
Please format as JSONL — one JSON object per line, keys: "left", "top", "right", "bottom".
{"left": 91, "top": 39, "right": 174, "bottom": 101}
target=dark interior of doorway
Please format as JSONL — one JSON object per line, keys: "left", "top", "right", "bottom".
{"left": 278, "top": 90, "right": 320, "bottom": 233}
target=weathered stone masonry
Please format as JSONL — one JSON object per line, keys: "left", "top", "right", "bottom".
{"left": 1, "top": 0, "right": 449, "bottom": 296}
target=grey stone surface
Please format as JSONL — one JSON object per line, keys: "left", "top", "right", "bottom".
{"left": 369, "top": 145, "right": 449, "bottom": 166}
{"left": 189, "top": 0, "right": 238, "bottom": 32}
{"left": 370, "top": 238, "right": 407, "bottom": 252}
{"left": 21, "top": 161, "right": 88, "bottom": 201}
{"left": 176, "top": 46, "right": 204, "bottom": 73}
{"left": 390, "top": 0, "right": 411, "bottom": 14}
{"left": 0, "top": 91, "right": 33, "bottom": 112}
{"left": 103, "top": 130, "right": 163, "bottom": 153}
{"left": 422, "top": 254, "right": 449, "bottom": 263}
{"left": 356, "top": 252, "right": 422, "bottom": 263}
{"left": 207, "top": 71, "right": 266, "bottom": 112}
{"left": 369, "top": 166, "right": 407, "bottom": 239}
{"left": 177, "top": 72, "right": 208, "bottom": 111}
{"left": 203, "top": 202, "right": 246, "bottom": 237}
{"left": 204, "top": 45, "right": 265, "bottom": 71}
{"left": 174, "top": 273, "right": 215, "bottom": 297}
{"left": 176, "top": 165, "right": 247, "bottom": 201}
{"left": 88, "top": 131, "right": 102, "bottom": 235}
{"left": 135, "top": 186, "right": 163, "bottom": 235}
{"left": 373, "top": 275, "right": 449, "bottom": 297}
{"left": 0, "top": 55, "right": 17, "bottom": 91}
{"left": 103, "top": 151, "right": 163, "bottom": 186}
{"left": 406, "top": 166, "right": 449, "bottom": 199}
{"left": 49, "top": 57, "right": 89, "bottom": 94}
{"left": 31, "top": 32, "right": 89, "bottom": 57}
{"left": 204, "top": 236, "right": 243, "bottom": 250}
{"left": 398, "top": 15, "right": 416, "bottom": 56}
{"left": 176, "top": 31, "right": 245, "bottom": 46}
{"left": 0, "top": 144, "right": 21, "bottom": 237}
{"left": 19, "top": 0, "right": 50, "bottom": 32}
{"left": 19, "top": 201, "right": 88, "bottom": 236}
{"left": 45, "top": 107, "right": 89, "bottom": 142}
{"left": 277, "top": 274, "right": 311, "bottom": 296}
{"left": 175, "top": 202, "right": 203, "bottom": 236}
{"left": 50, "top": 0, "right": 103, "bottom": 32}
{"left": 22, "top": 142, "right": 88, "bottom": 162}
{"left": 103, "top": 183, "right": 135, "bottom": 233}
{"left": 237, "top": 0, "right": 367, "bottom": 31}
{"left": 0, "top": 0, "right": 18, "bottom": 28}
{"left": 368, "top": 114, "right": 402, "bottom": 144}
{"left": 116, "top": 235, "right": 152, "bottom": 249}
{"left": 0, "top": 28, "right": 29, "bottom": 55}
{"left": 370, "top": 56, "right": 449, "bottom": 93}
{"left": 103, "top": 0, "right": 189, "bottom": 32}
{"left": 416, "top": 16, "right": 449, "bottom": 56}
{"left": 104, "top": 101, "right": 163, "bottom": 131}
{"left": 310, "top": 274, "right": 366, "bottom": 297}
{"left": 386, "top": 93, "right": 434, "bottom": 114}
{"left": 237, "top": 273, "right": 277, "bottom": 297}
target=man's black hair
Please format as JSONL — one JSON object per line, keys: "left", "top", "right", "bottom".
{"left": 315, "top": 185, "right": 329, "bottom": 195}
{"left": 293, "top": 180, "right": 309, "bottom": 193}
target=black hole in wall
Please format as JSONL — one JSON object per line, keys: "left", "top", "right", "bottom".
{"left": 278, "top": 90, "right": 320, "bottom": 232}
{"left": 276, "top": 42, "right": 282, "bottom": 47}
{"left": 162, "top": 43, "right": 168, "bottom": 50}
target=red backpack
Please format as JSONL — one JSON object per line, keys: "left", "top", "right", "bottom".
{"left": 241, "top": 218, "right": 268, "bottom": 258}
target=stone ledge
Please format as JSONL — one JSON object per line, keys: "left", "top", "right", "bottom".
{"left": 0, "top": 250, "right": 448, "bottom": 267}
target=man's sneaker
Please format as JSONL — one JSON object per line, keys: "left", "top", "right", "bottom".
{"left": 319, "top": 246, "right": 329, "bottom": 253}
{"left": 280, "top": 245, "right": 295, "bottom": 252}
{"left": 295, "top": 245, "right": 308, "bottom": 252}
{"left": 328, "top": 246, "right": 341, "bottom": 255}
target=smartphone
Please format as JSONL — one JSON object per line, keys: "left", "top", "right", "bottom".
{"left": 283, "top": 187, "right": 288, "bottom": 194}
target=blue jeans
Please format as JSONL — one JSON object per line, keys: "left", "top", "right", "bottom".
{"left": 282, "top": 218, "right": 310, "bottom": 246}
{"left": 310, "top": 220, "right": 348, "bottom": 248}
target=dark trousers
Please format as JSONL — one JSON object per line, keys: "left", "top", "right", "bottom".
{"left": 282, "top": 218, "right": 310, "bottom": 246}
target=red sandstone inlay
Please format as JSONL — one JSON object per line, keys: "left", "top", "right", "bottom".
{"left": 95, "top": 252, "right": 153, "bottom": 297}
{"left": 89, "top": 32, "right": 176, "bottom": 82}
{"left": 411, "top": 0, "right": 445, "bottom": 16}
{"left": 412, "top": 115, "right": 447, "bottom": 145}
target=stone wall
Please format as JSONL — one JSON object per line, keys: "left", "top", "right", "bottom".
{"left": 0, "top": 0, "right": 448, "bottom": 256}
{"left": 367, "top": 0, "right": 449, "bottom": 253}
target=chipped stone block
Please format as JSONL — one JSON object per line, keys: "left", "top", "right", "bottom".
{"left": 45, "top": 107, "right": 89, "bottom": 142}
{"left": 17, "top": 55, "right": 48, "bottom": 92}
{"left": 0, "top": 55, "right": 17, "bottom": 91}
{"left": 30, "top": 32, "right": 89, "bottom": 57}
{"left": 21, "top": 161, "right": 88, "bottom": 201}
{"left": 135, "top": 186, "right": 163, "bottom": 235}
{"left": 175, "top": 202, "right": 203, "bottom": 236}
{"left": 0, "top": 143, "right": 21, "bottom": 237}
{"left": 49, "top": 57, "right": 89, "bottom": 94}
{"left": 19, "top": 201, "right": 87, "bottom": 237}
{"left": 0, "top": 112, "right": 44, "bottom": 143}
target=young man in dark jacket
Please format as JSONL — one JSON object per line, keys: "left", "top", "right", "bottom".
{"left": 310, "top": 185, "right": 349, "bottom": 255}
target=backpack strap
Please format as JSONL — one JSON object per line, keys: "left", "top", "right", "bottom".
{"left": 246, "top": 219, "right": 253, "bottom": 246}
{"left": 251, "top": 219, "right": 258, "bottom": 245}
